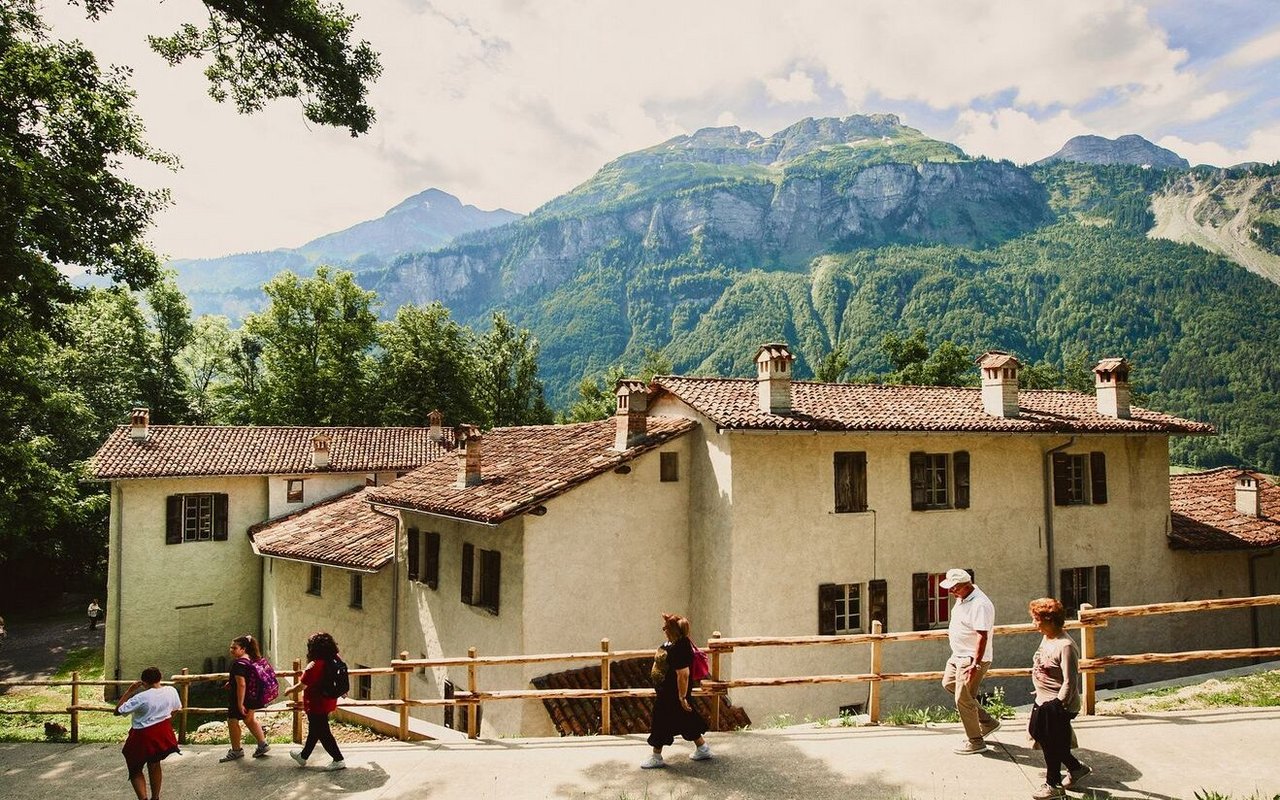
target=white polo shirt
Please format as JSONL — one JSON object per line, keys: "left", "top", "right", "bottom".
{"left": 117, "top": 686, "right": 181, "bottom": 729}
{"left": 948, "top": 585, "right": 995, "bottom": 662}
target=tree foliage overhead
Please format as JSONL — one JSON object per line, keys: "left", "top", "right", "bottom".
{"left": 79, "top": 0, "right": 381, "bottom": 135}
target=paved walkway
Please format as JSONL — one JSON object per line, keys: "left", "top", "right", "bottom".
{"left": 3, "top": 707, "right": 1278, "bottom": 800}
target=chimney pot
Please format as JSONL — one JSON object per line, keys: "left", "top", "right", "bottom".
{"left": 755, "top": 343, "right": 794, "bottom": 415}
{"left": 1235, "top": 473, "right": 1262, "bottom": 517}
{"left": 977, "top": 351, "right": 1020, "bottom": 418}
{"left": 613, "top": 379, "right": 649, "bottom": 451}
{"left": 455, "top": 425, "right": 482, "bottom": 488}
{"left": 1094, "top": 357, "right": 1131, "bottom": 419}
{"left": 428, "top": 409, "right": 444, "bottom": 442}
{"left": 310, "top": 434, "right": 331, "bottom": 470}
{"left": 129, "top": 407, "right": 150, "bottom": 442}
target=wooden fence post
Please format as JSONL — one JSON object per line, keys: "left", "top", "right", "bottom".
{"left": 178, "top": 668, "right": 189, "bottom": 744}
{"left": 467, "top": 646, "right": 478, "bottom": 740}
{"left": 869, "top": 620, "right": 883, "bottom": 724}
{"left": 709, "top": 631, "right": 721, "bottom": 733}
{"left": 1079, "top": 603, "right": 1097, "bottom": 715}
{"left": 599, "top": 638, "right": 611, "bottom": 736}
{"left": 70, "top": 671, "right": 79, "bottom": 743}
{"left": 292, "top": 659, "right": 303, "bottom": 744}
{"left": 397, "top": 651, "right": 410, "bottom": 741}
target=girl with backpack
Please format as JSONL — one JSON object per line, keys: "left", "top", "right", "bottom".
{"left": 285, "top": 631, "right": 346, "bottom": 771}
{"left": 220, "top": 635, "right": 270, "bottom": 762}
{"left": 640, "top": 613, "right": 712, "bottom": 769}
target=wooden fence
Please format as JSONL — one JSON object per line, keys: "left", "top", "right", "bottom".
{"left": 4, "top": 594, "right": 1279, "bottom": 742}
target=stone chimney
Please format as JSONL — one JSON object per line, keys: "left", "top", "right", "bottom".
{"left": 129, "top": 407, "right": 150, "bottom": 442}
{"left": 978, "top": 351, "right": 1020, "bottom": 418}
{"left": 310, "top": 434, "right": 331, "bottom": 469}
{"left": 756, "top": 343, "right": 794, "bottom": 415}
{"left": 613, "top": 379, "right": 649, "bottom": 451}
{"left": 428, "top": 409, "right": 444, "bottom": 442}
{"left": 1236, "top": 473, "right": 1262, "bottom": 517}
{"left": 455, "top": 425, "right": 482, "bottom": 488}
{"left": 1094, "top": 358, "right": 1131, "bottom": 419}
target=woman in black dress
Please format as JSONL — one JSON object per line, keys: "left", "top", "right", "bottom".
{"left": 641, "top": 613, "right": 711, "bottom": 768}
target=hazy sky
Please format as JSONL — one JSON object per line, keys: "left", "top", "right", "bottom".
{"left": 43, "top": 0, "right": 1280, "bottom": 260}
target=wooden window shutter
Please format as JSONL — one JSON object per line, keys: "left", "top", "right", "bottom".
{"left": 1095, "top": 565, "right": 1111, "bottom": 607}
{"left": 953, "top": 451, "right": 970, "bottom": 509}
{"left": 909, "top": 452, "right": 927, "bottom": 511}
{"left": 213, "top": 494, "right": 229, "bottom": 541}
{"left": 1090, "top": 452, "right": 1108, "bottom": 504}
{"left": 818, "top": 584, "right": 839, "bottom": 635}
{"left": 1060, "top": 568, "right": 1078, "bottom": 613}
{"left": 851, "top": 452, "right": 867, "bottom": 512}
{"left": 165, "top": 496, "right": 183, "bottom": 544}
{"left": 834, "top": 454, "right": 853, "bottom": 513}
{"left": 461, "top": 543, "right": 474, "bottom": 605}
{"left": 868, "top": 579, "right": 888, "bottom": 631}
{"left": 1052, "top": 452, "right": 1070, "bottom": 506}
{"left": 407, "top": 528, "right": 420, "bottom": 582}
{"left": 912, "top": 573, "right": 929, "bottom": 631}
{"left": 425, "top": 532, "right": 441, "bottom": 590}
{"left": 483, "top": 550, "right": 501, "bottom": 615}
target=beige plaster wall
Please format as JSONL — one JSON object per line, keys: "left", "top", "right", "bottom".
{"left": 263, "top": 560, "right": 394, "bottom": 698}
{"left": 106, "top": 476, "right": 267, "bottom": 686}
{"left": 266, "top": 473, "right": 370, "bottom": 519}
{"left": 396, "top": 513, "right": 525, "bottom": 737}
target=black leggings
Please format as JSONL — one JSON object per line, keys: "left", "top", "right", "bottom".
{"left": 300, "top": 712, "right": 343, "bottom": 762}
{"left": 1031, "top": 703, "right": 1081, "bottom": 786}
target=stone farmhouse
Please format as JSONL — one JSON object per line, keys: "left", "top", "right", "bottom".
{"left": 91, "top": 346, "right": 1280, "bottom": 736}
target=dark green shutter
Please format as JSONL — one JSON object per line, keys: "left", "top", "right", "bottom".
{"left": 461, "top": 543, "right": 474, "bottom": 605}
{"left": 868, "top": 579, "right": 888, "bottom": 631}
{"left": 1052, "top": 452, "right": 1070, "bottom": 506}
{"left": 166, "top": 496, "right": 182, "bottom": 544}
{"left": 912, "top": 573, "right": 929, "bottom": 631}
{"left": 407, "top": 528, "right": 419, "bottom": 581}
{"left": 1096, "top": 565, "right": 1111, "bottom": 607}
{"left": 818, "top": 584, "right": 839, "bottom": 635}
{"left": 213, "top": 494, "right": 229, "bottom": 541}
{"left": 483, "top": 550, "right": 501, "bottom": 615}
{"left": 1090, "top": 452, "right": 1108, "bottom": 504}
{"left": 953, "top": 451, "right": 970, "bottom": 509}
{"left": 426, "top": 532, "right": 441, "bottom": 590}
{"left": 909, "top": 452, "right": 927, "bottom": 511}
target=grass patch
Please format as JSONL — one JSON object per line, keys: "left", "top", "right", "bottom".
{"left": 882, "top": 686, "right": 1017, "bottom": 727}
{"left": 1100, "top": 670, "right": 1280, "bottom": 713}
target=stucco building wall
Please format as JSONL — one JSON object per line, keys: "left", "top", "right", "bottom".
{"left": 265, "top": 473, "right": 374, "bottom": 520}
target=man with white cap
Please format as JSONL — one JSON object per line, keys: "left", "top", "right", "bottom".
{"left": 939, "top": 567, "right": 1000, "bottom": 754}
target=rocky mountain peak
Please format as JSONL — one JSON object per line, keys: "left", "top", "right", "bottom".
{"left": 1036, "top": 134, "right": 1189, "bottom": 169}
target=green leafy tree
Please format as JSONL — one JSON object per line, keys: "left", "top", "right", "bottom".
{"left": 374, "top": 303, "right": 482, "bottom": 427}
{"left": 477, "top": 313, "right": 553, "bottom": 428}
{"left": 181, "top": 315, "right": 234, "bottom": 423}
{"left": 880, "top": 330, "right": 975, "bottom": 387}
{"left": 564, "top": 348, "right": 673, "bottom": 423}
{"left": 54, "top": 289, "right": 152, "bottom": 436}
{"left": 814, "top": 348, "right": 852, "bottom": 383}
{"left": 243, "top": 267, "right": 379, "bottom": 425}
{"left": 142, "top": 273, "right": 195, "bottom": 422}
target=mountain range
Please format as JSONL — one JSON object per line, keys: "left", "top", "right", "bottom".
{"left": 165, "top": 116, "right": 1280, "bottom": 473}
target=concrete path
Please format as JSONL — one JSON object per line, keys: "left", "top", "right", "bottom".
{"left": 0, "top": 612, "right": 105, "bottom": 683}
{"left": 3, "top": 708, "right": 1279, "bottom": 799}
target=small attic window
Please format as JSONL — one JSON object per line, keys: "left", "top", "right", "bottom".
{"left": 286, "top": 479, "right": 304, "bottom": 504}
{"left": 660, "top": 452, "right": 679, "bottom": 482}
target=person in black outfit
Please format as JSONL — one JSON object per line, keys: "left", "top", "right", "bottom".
{"left": 641, "top": 613, "right": 711, "bottom": 769}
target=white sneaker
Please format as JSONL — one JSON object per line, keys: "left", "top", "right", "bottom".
{"left": 324, "top": 759, "right": 346, "bottom": 771}
{"left": 953, "top": 739, "right": 988, "bottom": 755}
{"left": 640, "top": 754, "right": 666, "bottom": 769}
{"left": 289, "top": 751, "right": 307, "bottom": 767}
{"left": 690, "top": 744, "right": 712, "bottom": 761}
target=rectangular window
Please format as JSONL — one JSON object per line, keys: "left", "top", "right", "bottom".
{"left": 349, "top": 573, "right": 363, "bottom": 609}
{"left": 356, "top": 666, "right": 371, "bottom": 701}
{"left": 408, "top": 529, "right": 441, "bottom": 588}
{"left": 909, "top": 452, "right": 970, "bottom": 511}
{"left": 660, "top": 452, "right": 679, "bottom": 482}
{"left": 821, "top": 583, "right": 862, "bottom": 634}
{"left": 912, "top": 570, "right": 973, "bottom": 631}
{"left": 307, "top": 565, "right": 322, "bottom": 596}
{"left": 1060, "top": 565, "right": 1111, "bottom": 616}
{"left": 461, "top": 544, "right": 501, "bottom": 615}
{"left": 1052, "top": 452, "right": 1108, "bottom": 506}
{"left": 286, "top": 479, "right": 304, "bottom": 504}
{"left": 834, "top": 451, "right": 868, "bottom": 513}
{"left": 165, "top": 494, "right": 229, "bottom": 544}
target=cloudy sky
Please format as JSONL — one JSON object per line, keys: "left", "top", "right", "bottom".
{"left": 44, "top": 0, "right": 1280, "bottom": 260}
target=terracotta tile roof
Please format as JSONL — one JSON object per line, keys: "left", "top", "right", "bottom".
{"left": 530, "top": 656, "right": 751, "bottom": 736}
{"left": 249, "top": 487, "right": 394, "bottom": 571}
{"left": 1168, "top": 468, "right": 1280, "bottom": 551}
{"left": 369, "top": 417, "right": 697, "bottom": 524}
{"left": 1094, "top": 357, "right": 1128, "bottom": 372}
{"left": 653, "top": 377, "right": 1214, "bottom": 435}
{"left": 978, "top": 351, "right": 1020, "bottom": 369}
{"left": 91, "top": 426, "right": 454, "bottom": 479}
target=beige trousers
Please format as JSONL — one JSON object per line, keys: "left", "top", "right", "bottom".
{"left": 942, "top": 655, "right": 995, "bottom": 741}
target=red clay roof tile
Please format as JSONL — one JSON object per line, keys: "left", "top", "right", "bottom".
{"left": 249, "top": 487, "right": 394, "bottom": 571}
{"left": 1169, "top": 468, "right": 1280, "bottom": 551}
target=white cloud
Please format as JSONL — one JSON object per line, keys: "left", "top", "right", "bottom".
{"left": 954, "top": 109, "right": 1092, "bottom": 164}
{"left": 1159, "top": 125, "right": 1280, "bottom": 167}
{"left": 1223, "top": 26, "right": 1280, "bottom": 67}
{"left": 764, "top": 70, "right": 818, "bottom": 104}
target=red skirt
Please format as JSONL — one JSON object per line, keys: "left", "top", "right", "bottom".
{"left": 121, "top": 720, "right": 180, "bottom": 779}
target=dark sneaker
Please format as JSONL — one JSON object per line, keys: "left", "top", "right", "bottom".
{"left": 1063, "top": 763, "right": 1091, "bottom": 788}
{"left": 252, "top": 742, "right": 270, "bottom": 758}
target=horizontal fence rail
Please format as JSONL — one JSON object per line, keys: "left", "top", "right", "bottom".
{"left": 4, "top": 594, "right": 1279, "bottom": 742}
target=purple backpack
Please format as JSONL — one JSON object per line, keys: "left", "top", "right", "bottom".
{"left": 245, "top": 658, "right": 279, "bottom": 708}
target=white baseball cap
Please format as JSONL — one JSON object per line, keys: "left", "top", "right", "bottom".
{"left": 939, "top": 568, "right": 973, "bottom": 589}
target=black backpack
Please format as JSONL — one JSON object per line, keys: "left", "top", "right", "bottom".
{"left": 319, "top": 657, "right": 350, "bottom": 698}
